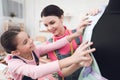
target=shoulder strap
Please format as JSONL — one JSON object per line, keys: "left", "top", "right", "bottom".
{"left": 13, "top": 52, "right": 39, "bottom": 65}
{"left": 12, "top": 56, "right": 26, "bottom": 63}
{"left": 32, "top": 51, "right": 39, "bottom": 65}
{"left": 48, "top": 38, "right": 53, "bottom": 42}
{"left": 71, "top": 29, "right": 81, "bottom": 45}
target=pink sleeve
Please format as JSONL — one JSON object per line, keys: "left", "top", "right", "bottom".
{"left": 34, "top": 37, "right": 69, "bottom": 55}
{"left": 79, "top": 35, "right": 82, "bottom": 42}
{"left": 76, "top": 28, "right": 82, "bottom": 42}
{"left": 9, "top": 59, "right": 60, "bottom": 79}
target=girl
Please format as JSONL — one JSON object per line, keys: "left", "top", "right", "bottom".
{"left": 0, "top": 27, "right": 95, "bottom": 80}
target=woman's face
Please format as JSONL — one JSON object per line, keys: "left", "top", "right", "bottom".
{"left": 42, "top": 16, "right": 64, "bottom": 36}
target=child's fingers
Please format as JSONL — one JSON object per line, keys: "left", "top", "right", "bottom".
{"left": 79, "top": 41, "right": 89, "bottom": 48}
{"left": 80, "top": 42, "right": 93, "bottom": 50}
{"left": 80, "top": 61, "right": 92, "bottom": 67}
{"left": 76, "top": 42, "right": 93, "bottom": 53}
{"left": 81, "top": 48, "right": 96, "bottom": 56}
{"left": 79, "top": 56, "right": 91, "bottom": 61}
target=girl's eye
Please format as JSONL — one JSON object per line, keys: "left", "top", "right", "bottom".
{"left": 23, "top": 40, "right": 27, "bottom": 45}
{"left": 23, "top": 35, "right": 30, "bottom": 45}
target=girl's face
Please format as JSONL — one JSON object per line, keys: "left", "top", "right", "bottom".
{"left": 42, "top": 16, "right": 65, "bottom": 36}
{"left": 15, "top": 32, "right": 35, "bottom": 54}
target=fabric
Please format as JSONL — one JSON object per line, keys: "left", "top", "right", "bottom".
{"left": 47, "top": 27, "right": 82, "bottom": 80}
{"left": 38, "top": 74, "right": 57, "bottom": 80}
{"left": 47, "top": 27, "right": 82, "bottom": 61}
{"left": 78, "top": 5, "right": 108, "bottom": 80}
{"left": 5, "top": 37, "right": 69, "bottom": 80}
{"left": 91, "top": 0, "right": 120, "bottom": 79}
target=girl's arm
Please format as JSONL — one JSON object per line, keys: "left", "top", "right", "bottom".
{"left": 9, "top": 58, "right": 80, "bottom": 79}
{"left": 9, "top": 42, "right": 95, "bottom": 79}
{"left": 34, "top": 29, "right": 85, "bottom": 55}
{"left": 35, "top": 36, "right": 69, "bottom": 55}
{"left": 35, "top": 18, "right": 92, "bottom": 56}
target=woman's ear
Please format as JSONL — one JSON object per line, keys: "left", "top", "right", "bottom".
{"left": 11, "top": 50, "right": 20, "bottom": 55}
{"left": 60, "top": 15, "right": 64, "bottom": 23}
{"left": 61, "top": 15, "right": 64, "bottom": 20}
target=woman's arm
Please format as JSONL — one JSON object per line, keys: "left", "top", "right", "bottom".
{"left": 61, "top": 64, "right": 81, "bottom": 76}
{"left": 61, "top": 54, "right": 92, "bottom": 76}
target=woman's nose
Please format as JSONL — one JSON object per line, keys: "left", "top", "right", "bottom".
{"left": 47, "top": 25, "right": 53, "bottom": 30}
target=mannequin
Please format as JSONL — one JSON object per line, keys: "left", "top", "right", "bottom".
{"left": 91, "top": 0, "right": 120, "bottom": 80}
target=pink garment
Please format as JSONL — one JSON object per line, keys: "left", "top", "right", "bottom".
{"left": 47, "top": 27, "right": 82, "bottom": 76}
{"left": 38, "top": 74, "right": 57, "bottom": 80}
{"left": 48, "top": 27, "right": 82, "bottom": 61}
{"left": 5, "top": 37, "right": 69, "bottom": 80}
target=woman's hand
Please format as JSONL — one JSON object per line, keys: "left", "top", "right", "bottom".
{"left": 73, "top": 17, "right": 92, "bottom": 38}
{"left": 86, "top": 8, "right": 101, "bottom": 16}
{"left": 67, "top": 18, "right": 91, "bottom": 42}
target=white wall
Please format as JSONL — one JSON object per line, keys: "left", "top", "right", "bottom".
{"left": 0, "top": 0, "right": 25, "bottom": 50}
{"left": 32, "top": 0, "right": 109, "bottom": 38}
{"left": 0, "top": 0, "right": 3, "bottom": 33}
{"left": 0, "top": 0, "right": 3, "bottom": 49}
{"left": 24, "top": 0, "right": 36, "bottom": 39}
{"left": 0, "top": 0, "right": 109, "bottom": 46}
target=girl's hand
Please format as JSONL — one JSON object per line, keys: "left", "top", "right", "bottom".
{"left": 71, "top": 41, "right": 96, "bottom": 64}
{"left": 79, "top": 54, "right": 92, "bottom": 67}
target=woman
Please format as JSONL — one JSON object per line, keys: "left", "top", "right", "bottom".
{"left": 40, "top": 4, "right": 93, "bottom": 80}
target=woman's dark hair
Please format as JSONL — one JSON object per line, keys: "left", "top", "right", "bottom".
{"left": 41, "top": 5, "right": 64, "bottom": 18}
{"left": 0, "top": 28, "right": 21, "bottom": 54}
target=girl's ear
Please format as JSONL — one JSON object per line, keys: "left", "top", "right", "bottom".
{"left": 11, "top": 50, "right": 20, "bottom": 55}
